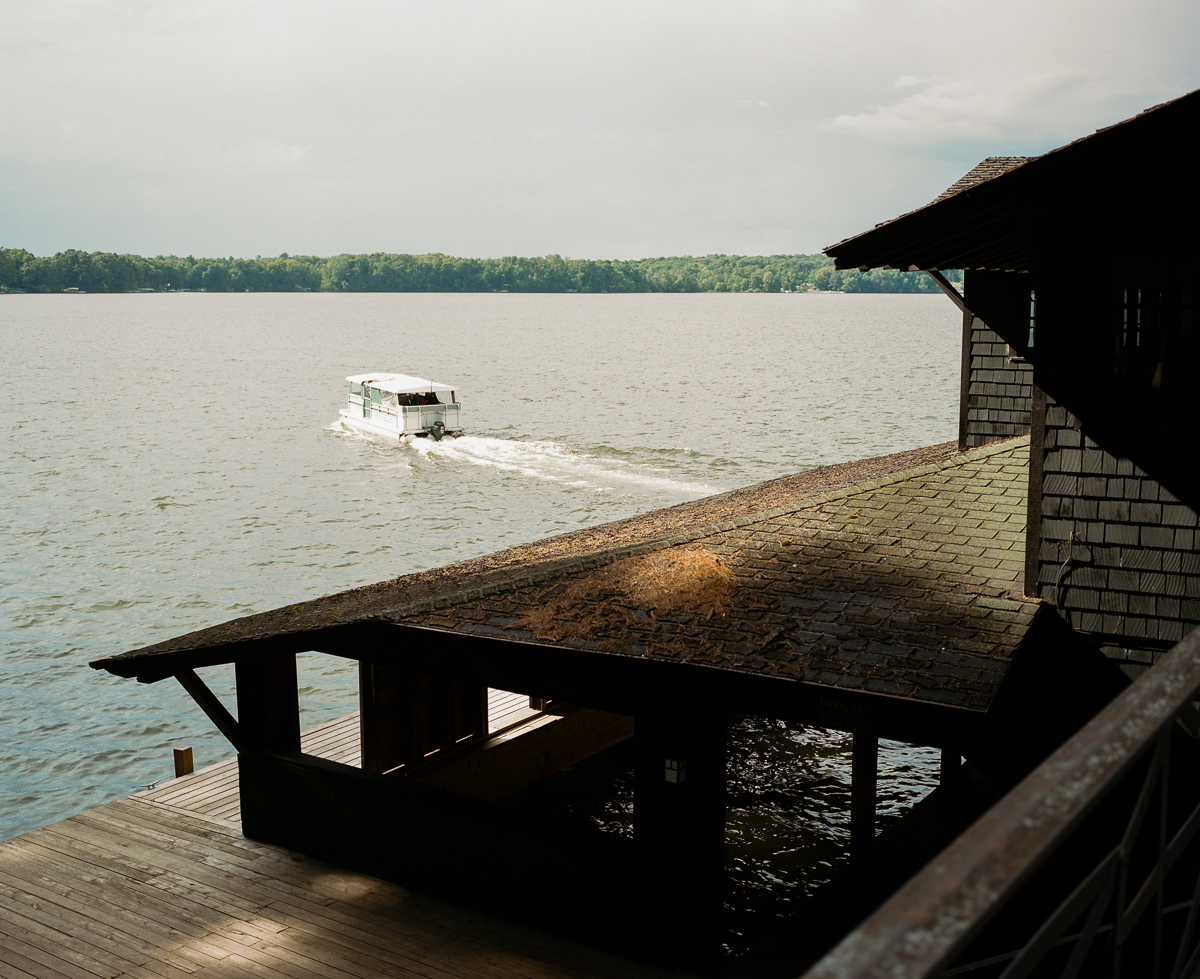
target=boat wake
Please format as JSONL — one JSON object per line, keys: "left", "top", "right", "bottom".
{"left": 329, "top": 420, "right": 721, "bottom": 497}
{"left": 410, "top": 434, "right": 718, "bottom": 496}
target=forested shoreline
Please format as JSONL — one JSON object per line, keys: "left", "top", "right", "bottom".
{"left": 0, "top": 247, "right": 957, "bottom": 295}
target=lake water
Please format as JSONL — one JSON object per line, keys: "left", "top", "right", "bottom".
{"left": 0, "top": 291, "right": 960, "bottom": 936}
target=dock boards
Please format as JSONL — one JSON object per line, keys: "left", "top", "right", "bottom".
{"left": 0, "top": 753, "right": 680, "bottom": 979}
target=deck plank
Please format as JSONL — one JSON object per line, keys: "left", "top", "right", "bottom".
{"left": 0, "top": 857, "right": 225, "bottom": 975}
{"left": 0, "top": 699, "right": 678, "bottom": 979}
{"left": 0, "top": 755, "right": 679, "bottom": 979}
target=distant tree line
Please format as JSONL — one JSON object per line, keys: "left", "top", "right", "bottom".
{"left": 808, "top": 265, "right": 960, "bottom": 293}
{"left": 0, "top": 247, "right": 959, "bottom": 295}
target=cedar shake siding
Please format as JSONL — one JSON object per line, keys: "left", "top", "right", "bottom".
{"left": 1032, "top": 393, "right": 1200, "bottom": 647}
{"left": 962, "top": 315, "right": 1033, "bottom": 448}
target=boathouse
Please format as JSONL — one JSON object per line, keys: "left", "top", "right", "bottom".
{"left": 92, "top": 434, "right": 1052, "bottom": 967}
{"left": 88, "top": 89, "right": 1200, "bottom": 973}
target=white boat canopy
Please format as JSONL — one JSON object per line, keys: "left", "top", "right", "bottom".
{"left": 346, "top": 373, "right": 457, "bottom": 394}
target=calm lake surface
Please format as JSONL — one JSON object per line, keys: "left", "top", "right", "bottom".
{"left": 0, "top": 291, "right": 959, "bottom": 940}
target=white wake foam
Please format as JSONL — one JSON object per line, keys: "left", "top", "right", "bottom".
{"left": 407, "top": 435, "right": 717, "bottom": 496}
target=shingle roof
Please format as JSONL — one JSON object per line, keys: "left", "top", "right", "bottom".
{"left": 93, "top": 439, "right": 1038, "bottom": 716}
{"left": 825, "top": 88, "right": 1200, "bottom": 273}
{"left": 386, "top": 437, "right": 1036, "bottom": 712}
{"left": 930, "top": 157, "right": 1035, "bottom": 204}
{"left": 92, "top": 441, "right": 963, "bottom": 675}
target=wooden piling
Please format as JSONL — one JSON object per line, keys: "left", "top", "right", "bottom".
{"left": 851, "top": 731, "right": 878, "bottom": 864}
{"left": 173, "top": 745, "right": 194, "bottom": 777}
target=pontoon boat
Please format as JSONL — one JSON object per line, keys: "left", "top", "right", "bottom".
{"left": 339, "top": 373, "right": 463, "bottom": 441}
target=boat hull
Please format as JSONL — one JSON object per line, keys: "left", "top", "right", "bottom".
{"left": 339, "top": 408, "right": 461, "bottom": 440}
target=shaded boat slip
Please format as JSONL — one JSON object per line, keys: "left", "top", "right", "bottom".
{"left": 91, "top": 436, "right": 1117, "bottom": 969}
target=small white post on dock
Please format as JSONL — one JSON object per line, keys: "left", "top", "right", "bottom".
{"left": 174, "top": 746, "right": 194, "bottom": 778}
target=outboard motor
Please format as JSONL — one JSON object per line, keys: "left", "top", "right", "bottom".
{"left": 429, "top": 421, "right": 446, "bottom": 441}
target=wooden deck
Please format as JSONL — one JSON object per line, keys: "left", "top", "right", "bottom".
{"left": 0, "top": 695, "right": 678, "bottom": 979}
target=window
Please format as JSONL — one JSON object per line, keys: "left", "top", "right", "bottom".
{"left": 1117, "top": 286, "right": 1167, "bottom": 387}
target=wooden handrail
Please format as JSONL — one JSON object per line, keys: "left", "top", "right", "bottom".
{"left": 802, "top": 626, "right": 1200, "bottom": 979}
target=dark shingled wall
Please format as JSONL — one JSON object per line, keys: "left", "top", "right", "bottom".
{"left": 1033, "top": 394, "right": 1200, "bottom": 646}
{"left": 962, "top": 316, "right": 1033, "bottom": 447}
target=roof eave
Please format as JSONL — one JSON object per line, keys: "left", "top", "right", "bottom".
{"left": 823, "top": 88, "right": 1200, "bottom": 273}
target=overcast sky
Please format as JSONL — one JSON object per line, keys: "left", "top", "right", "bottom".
{"left": 2, "top": 1, "right": 1197, "bottom": 260}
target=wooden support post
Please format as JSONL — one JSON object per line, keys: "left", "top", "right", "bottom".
{"left": 941, "top": 745, "right": 962, "bottom": 785}
{"left": 1024, "top": 384, "right": 1047, "bottom": 599}
{"left": 473, "top": 683, "right": 488, "bottom": 738}
{"left": 173, "top": 746, "right": 194, "bottom": 778}
{"left": 439, "top": 679, "right": 458, "bottom": 752}
{"left": 462, "top": 679, "right": 488, "bottom": 740}
{"left": 634, "top": 694, "right": 727, "bottom": 969}
{"left": 959, "top": 309, "right": 975, "bottom": 449}
{"left": 359, "top": 660, "right": 406, "bottom": 774}
{"left": 235, "top": 653, "right": 300, "bottom": 753}
{"left": 851, "top": 730, "right": 878, "bottom": 865}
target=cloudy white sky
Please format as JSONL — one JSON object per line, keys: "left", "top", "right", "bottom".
{"left": 2, "top": 1, "right": 1197, "bottom": 259}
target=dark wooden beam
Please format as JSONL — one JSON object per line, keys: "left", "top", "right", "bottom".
{"left": 372, "top": 625, "right": 983, "bottom": 748}
{"left": 1024, "top": 385, "right": 1047, "bottom": 599}
{"left": 117, "top": 621, "right": 988, "bottom": 748}
{"left": 941, "top": 745, "right": 962, "bottom": 785}
{"left": 959, "top": 308, "right": 974, "bottom": 450}
{"left": 634, "top": 692, "right": 727, "bottom": 968}
{"left": 175, "top": 669, "right": 251, "bottom": 755}
{"left": 358, "top": 660, "right": 406, "bottom": 774}
{"left": 924, "top": 268, "right": 967, "bottom": 313}
{"left": 235, "top": 653, "right": 300, "bottom": 753}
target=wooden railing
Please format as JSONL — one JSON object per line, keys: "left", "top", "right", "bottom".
{"left": 802, "top": 626, "right": 1200, "bottom": 979}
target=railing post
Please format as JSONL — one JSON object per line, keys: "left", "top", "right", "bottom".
{"left": 852, "top": 729, "right": 878, "bottom": 864}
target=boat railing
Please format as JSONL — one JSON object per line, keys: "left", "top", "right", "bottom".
{"left": 802, "top": 625, "right": 1200, "bottom": 979}
{"left": 351, "top": 393, "right": 460, "bottom": 432}
{"left": 373, "top": 403, "right": 461, "bottom": 430}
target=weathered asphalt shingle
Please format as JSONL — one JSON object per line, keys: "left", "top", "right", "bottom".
{"left": 932, "top": 158, "right": 1036, "bottom": 203}
{"left": 388, "top": 438, "right": 1037, "bottom": 711}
